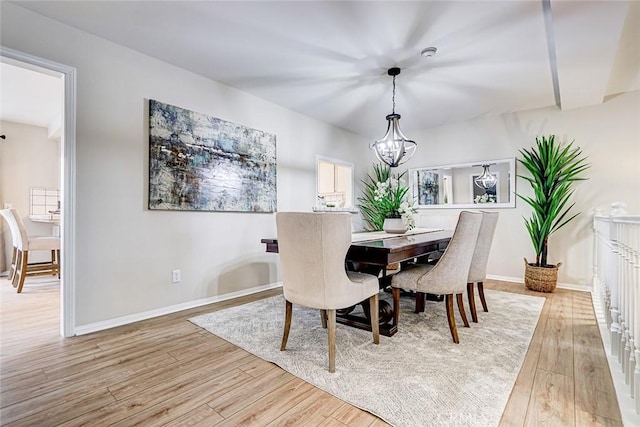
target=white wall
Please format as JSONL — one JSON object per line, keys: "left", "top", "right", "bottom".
{"left": 400, "top": 90, "right": 640, "bottom": 288}
{"left": 1, "top": 4, "right": 370, "bottom": 328}
{"left": 0, "top": 127, "right": 3, "bottom": 272}
{"left": 0, "top": 120, "right": 60, "bottom": 265}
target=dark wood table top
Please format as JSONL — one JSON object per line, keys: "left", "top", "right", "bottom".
{"left": 346, "top": 230, "right": 453, "bottom": 266}
{"left": 261, "top": 229, "right": 453, "bottom": 266}
{"left": 348, "top": 230, "right": 453, "bottom": 251}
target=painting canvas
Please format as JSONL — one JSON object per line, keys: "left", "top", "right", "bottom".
{"left": 148, "top": 100, "right": 276, "bottom": 212}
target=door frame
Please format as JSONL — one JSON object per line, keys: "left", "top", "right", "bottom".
{"left": 1, "top": 46, "right": 77, "bottom": 337}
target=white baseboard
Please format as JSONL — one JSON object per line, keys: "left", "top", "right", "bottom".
{"left": 73, "top": 274, "right": 590, "bottom": 336}
{"left": 554, "top": 281, "right": 591, "bottom": 292}
{"left": 486, "top": 274, "right": 591, "bottom": 292}
{"left": 486, "top": 274, "right": 525, "bottom": 284}
{"left": 74, "top": 282, "right": 283, "bottom": 336}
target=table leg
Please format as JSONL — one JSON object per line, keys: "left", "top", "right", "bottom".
{"left": 335, "top": 296, "right": 397, "bottom": 337}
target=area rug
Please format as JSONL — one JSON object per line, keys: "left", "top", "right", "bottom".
{"left": 190, "top": 289, "right": 544, "bottom": 426}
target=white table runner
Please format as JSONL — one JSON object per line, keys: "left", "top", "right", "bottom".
{"left": 351, "top": 227, "right": 444, "bottom": 243}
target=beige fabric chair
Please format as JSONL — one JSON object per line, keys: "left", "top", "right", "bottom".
{"left": 391, "top": 211, "right": 482, "bottom": 343}
{"left": 0, "top": 208, "right": 60, "bottom": 293}
{"left": 467, "top": 211, "right": 499, "bottom": 322}
{"left": 0, "top": 208, "right": 19, "bottom": 282}
{"left": 276, "top": 212, "right": 380, "bottom": 373}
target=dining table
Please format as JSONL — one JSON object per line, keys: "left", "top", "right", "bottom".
{"left": 261, "top": 227, "right": 453, "bottom": 336}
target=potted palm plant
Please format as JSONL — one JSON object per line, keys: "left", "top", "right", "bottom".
{"left": 517, "top": 135, "right": 589, "bottom": 292}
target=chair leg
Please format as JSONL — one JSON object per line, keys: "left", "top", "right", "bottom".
{"left": 16, "top": 250, "right": 28, "bottom": 293}
{"left": 478, "top": 281, "right": 488, "bottom": 312}
{"left": 415, "top": 291, "right": 426, "bottom": 313}
{"left": 456, "top": 293, "right": 470, "bottom": 327}
{"left": 328, "top": 309, "right": 336, "bottom": 373}
{"left": 56, "top": 249, "right": 61, "bottom": 278}
{"left": 392, "top": 287, "right": 401, "bottom": 327}
{"left": 50, "top": 249, "right": 61, "bottom": 277}
{"left": 467, "top": 283, "right": 478, "bottom": 323}
{"left": 320, "top": 309, "right": 327, "bottom": 329}
{"left": 280, "top": 300, "right": 293, "bottom": 351}
{"left": 445, "top": 294, "right": 459, "bottom": 344}
{"left": 369, "top": 294, "right": 380, "bottom": 344}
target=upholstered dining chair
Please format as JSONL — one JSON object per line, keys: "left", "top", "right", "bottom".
{"left": 0, "top": 208, "right": 60, "bottom": 293}
{"left": 467, "top": 211, "right": 499, "bottom": 323}
{"left": 276, "top": 212, "right": 380, "bottom": 373}
{"left": 391, "top": 211, "right": 482, "bottom": 343}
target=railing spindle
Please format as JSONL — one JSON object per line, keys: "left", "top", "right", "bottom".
{"left": 594, "top": 203, "right": 640, "bottom": 415}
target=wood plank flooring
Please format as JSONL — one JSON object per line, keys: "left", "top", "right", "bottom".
{"left": 0, "top": 277, "right": 622, "bottom": 426}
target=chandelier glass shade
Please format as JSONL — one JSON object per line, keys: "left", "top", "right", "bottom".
{"left": 474, "top": 164, "right": 498, "bottom": 189}
{"left": 371, "top": 68, "right": 417, "bottom": 167}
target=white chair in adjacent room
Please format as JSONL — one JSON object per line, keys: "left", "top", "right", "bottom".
{"left": 0, "top": 208, "right": 60, "bottom": 293}
{"left": 0, "top": 209, "right": 19, "bottom": 282}
{"left": 276, "top": 212, "right": 380, "bottom": 373}
{"left": 467, "top": 211, "right": 499, "bottom": 322}
{"left": 391, "top": 211, "right": 482, "bottom": 343}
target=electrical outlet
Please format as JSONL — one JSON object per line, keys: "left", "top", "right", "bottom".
{"left": 171, "top": 269, "right": 181, "bottom": 284}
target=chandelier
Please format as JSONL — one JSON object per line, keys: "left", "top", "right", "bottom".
{"left": 474, "top": 164, "right": 498, "bottom": 189}
{"left": 370, "top": 67, "right": 417, "bottom": 167}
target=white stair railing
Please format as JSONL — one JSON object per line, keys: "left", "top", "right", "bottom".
{"left": 593, "top": 202, "right": 640, "bottom": 418}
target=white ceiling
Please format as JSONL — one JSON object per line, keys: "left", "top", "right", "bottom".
{"left": 4, "top": 0, "right": 640, "bottom": 139}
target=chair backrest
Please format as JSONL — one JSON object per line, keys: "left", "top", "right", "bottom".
{"left": 420, "top": 211, "right": 482, "bottom": 294}
{"left": 0, "top": 208, "right": 27, "bottom": 250}
{"left": 468, "top": 211, "right": 499, "bottom": 283}
{"left": 276, "top": 212, "right": 353, "bottom": 309}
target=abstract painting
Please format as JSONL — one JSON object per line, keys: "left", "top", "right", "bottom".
{"left": 148, "top": 100, "right": 276, "bottom": 212}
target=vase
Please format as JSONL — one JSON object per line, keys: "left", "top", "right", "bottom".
{"left": 383, "top": 217, "right": 407, "bottom": 234}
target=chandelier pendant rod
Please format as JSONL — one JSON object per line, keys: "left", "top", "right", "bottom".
{"left": 391, "top": 74, "right": 396, "bottom": 115}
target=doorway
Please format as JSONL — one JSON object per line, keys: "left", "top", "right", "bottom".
{"left": 0, "top": 47, "right": 76, "bottom": 337}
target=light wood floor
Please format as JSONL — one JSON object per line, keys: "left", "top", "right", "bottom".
{"left": 0, "top": 277, "right": 622, "bottom": 426}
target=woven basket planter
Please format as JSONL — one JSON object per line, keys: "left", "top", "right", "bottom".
{"left": 524, "top": 258, "right": 562, "bottom": 293}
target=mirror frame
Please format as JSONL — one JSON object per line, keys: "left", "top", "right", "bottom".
{"left": 409, "top": 157, "right": 516, "bottom": 209}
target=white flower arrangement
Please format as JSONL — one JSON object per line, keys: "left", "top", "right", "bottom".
{"left": 360, "top": 164, "right": 418, "bottom": 231}
{"left": 398, "top": 200, "right": 418, "bottom": 229}
{"left": 474, "top": 193, "right": 497, "bottom": 204}
{"left": 373, "top": 178, "right": 417, "bottom": 230}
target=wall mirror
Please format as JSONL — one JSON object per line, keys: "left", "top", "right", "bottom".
{"left": 315, "top": 155, "right": 354, "bottom": 210}
{"left": 409, "top": 158, "right": 515, "bottom": 209}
